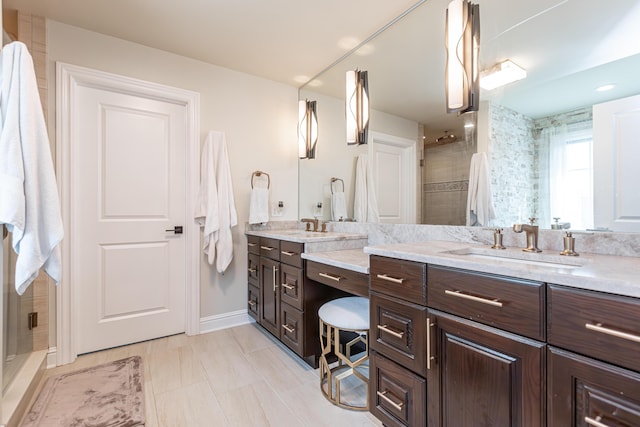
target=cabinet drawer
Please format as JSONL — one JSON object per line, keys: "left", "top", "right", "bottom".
{"left": 281, "top": 303, "right": 304, "bottom": 357}
{"left": 306, "top": 261, "right": 369, "bottom": 297}
{"left": 370, "top": 255, "right": 426, "bottom": 305}
{"left": 280, "top": 240, "right": 303, "bottom": 268}
{"left": 247, "top": 234, "right": 260, "bottom": 254}
{"left": 247, "top": 253, "right": 259, "bottom": 286}
{"left": 248, "top": 284, "right": 260, "bottom": 321}
{"left": 370, "top": 350, "right": 426, "bottom": 427}
{"left": 259, "top": 237, "right": 280, "bottom": 260}
{"left": 280, "top": 264, "right": 303, "bottom": 310}
{"left": 370, "top": 291, "right": 427, "bottom": 376}
{"left": 428, "top": 265, "right": 545, "bottom": 341}
{"left": 548, "top": 285, "right": 640, "bottom": 372}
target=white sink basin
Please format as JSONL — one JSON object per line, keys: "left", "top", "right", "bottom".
{"left": 444, "top": 247, "right": 584, "bottom": 269}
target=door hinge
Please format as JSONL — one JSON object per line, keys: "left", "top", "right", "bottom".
{"left": 28, "top": 312, "right": 38, "bottom": 330}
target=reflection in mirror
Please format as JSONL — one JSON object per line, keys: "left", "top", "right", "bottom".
{"left": 299, "top": 0, "right": 640, "bottom": 230}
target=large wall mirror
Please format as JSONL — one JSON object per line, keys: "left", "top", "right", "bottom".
{"left": 298, "top": 0, "right": 640, "bottom": 231}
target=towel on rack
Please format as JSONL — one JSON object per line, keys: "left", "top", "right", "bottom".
{"left": 249, "top": 175, "right": 269, "bottom": 224}
{"left": 331, "top": 192, "right": 348, "bottom": 221}
{"left": 466, "top": 152, "right": 495, "bottom": 227}
{"left": 0, "top": 42, "right": 64, "bottom": 295}
{"left": 353, "top": 154, "right": 379, "bottom": 223}
{"left": 194, "top": 131, "right": 238, "bottom": 274}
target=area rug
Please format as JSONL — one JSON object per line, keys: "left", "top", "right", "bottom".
{"left": 21, "top": 356, "right": 145, "bottom": 427}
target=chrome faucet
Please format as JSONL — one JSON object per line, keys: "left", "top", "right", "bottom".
{"left": 301, "top": 218, "right": 319, "bottom": 232}
{"left": 513, "top": 217, "right": 542, "bottom": 253}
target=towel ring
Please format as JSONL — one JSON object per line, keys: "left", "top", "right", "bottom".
{"left": 330, "top": 177, "right": 344, "bottom": 194}
{"left": 251, "top": 170, "right": 270, "bottom": 189}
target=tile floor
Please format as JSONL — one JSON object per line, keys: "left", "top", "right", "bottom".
{"left": 27, "top": 323, "right": 382, "bottom": 427}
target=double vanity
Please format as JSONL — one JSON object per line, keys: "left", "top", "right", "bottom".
{"left": 245, "top": 225, "right": 640, "bottom": 427}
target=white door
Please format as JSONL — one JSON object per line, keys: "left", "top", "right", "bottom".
{"left": 593, "top": 94, "right": 640, "bottom": 232}
{"left": 369, "top": 132, "right": 418, "bottom": 223}
{"left": 69, "top": 70, "right": 189, "bottom": 354}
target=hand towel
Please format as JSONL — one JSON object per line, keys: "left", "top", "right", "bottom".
{"left": 248, "top": 178, "right": 269, "bottom": 224}
{"left": 466, "top": 152, "right": 495, "bottom": 226}
{"left": 194, "top": 131, "right": 238, "bottom": 274}
{"left": 331, "top": 192, "right": 347, "bottom": 221}
{"left": 0, "top": 42, "right": 64, "bottom": 295}
{"left": 353, "top": 154, "right": 379, "bottom": 223}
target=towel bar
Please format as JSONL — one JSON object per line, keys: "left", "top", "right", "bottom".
{"left": 330, "top": 177, "right": 344, "bottom": 194}
{"left": 251, "top": 170, "right": 270, "bottom": 189}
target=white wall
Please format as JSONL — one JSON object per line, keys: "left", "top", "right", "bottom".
{"left": 46, "top": 21, "right": 299, "bottom": 330}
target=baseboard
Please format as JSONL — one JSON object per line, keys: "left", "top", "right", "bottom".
{"left": 46, "top": 347, "right": 57, "bottom": 369}
{"left": 199, "top": 309, "right": 254, "bottom": 334}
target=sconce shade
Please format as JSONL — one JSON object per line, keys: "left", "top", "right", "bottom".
{"left": 298, "top": 99, "right": 318, "bottom": 159}
{"left": 445, "top": 0, "right": 480, "bottom": 114}
{"left": 346, "top": 69, "right": 370, "bottom": 145}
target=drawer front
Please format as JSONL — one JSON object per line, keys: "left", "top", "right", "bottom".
{"left": 247, "top": 253, "right": 259, "bottom": 286}
{"left": 548, "top": 285, "right": 640, "bottom": 371}
{"left": 248, "top": 284, "right": 260, "bottom": 321}
{"left": 259, "top": 237, "right": 280, "bottom": 260}
{"left": 247, "top": 234, "right": 260, "bottom": 254}
{"left": 306, "top": 261, "right": 369, "bottom": 297}
{"left": 370, "top": 255, "right": 426, "bottom": 305}
{"left": 428, "top": 265, "right": 545, "bottom": 341}
{"left": 370, "top": 350, "right": 426, "bottom": 427}
{"left": 280, "top": 303, "right": 304, "bottom": 356}
{"left": 280, "top": 264, "right": 304, "bottom": 310}
{"left": 370, "top": 291, "right": 427, "bottom": 376}
{"left": 280, "top": 240, "right": 303, "bottom": 268}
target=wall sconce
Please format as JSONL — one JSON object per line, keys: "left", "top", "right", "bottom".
{"left": 445, "top": 0, "right": 480, "bottom": 114}
{"left": 346, "top": 69, "right": 370, "bottom": 145}
{"left": 479, "top": 60, "right": 527, "bottom": 90}
{"left": 298, "top": 99, "right": 318, "bottom": 159}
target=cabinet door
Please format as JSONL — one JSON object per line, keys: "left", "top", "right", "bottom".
{"left": 427, "top": 309, "right": 545, "bottom": 427}
{"left": 280, "top": 264, "right": 303, "bottom": 310}
{"left": 260, "top": 257, "right": 280, "bottom": 337}
{"left": 248, "top": 253, "right": 259, "bottom": 286}
{"left": 549, "top": 346, "right": 640, "bottom": 427}
{"left": 280, "top": 303, "right": 304, "bottom": 356}
{"left": 248, "top": 284, "right": 260, "bottom": 321}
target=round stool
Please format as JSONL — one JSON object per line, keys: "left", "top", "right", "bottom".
{"left": 318, "top": 296, "right": 369, "bottom": 411}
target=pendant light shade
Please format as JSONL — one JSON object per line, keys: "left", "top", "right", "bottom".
{"left": 346, "top": 69, "right": 369, "bottom": 145}
{"left": 298, "top": 99, "right": 318, "bottom": 159}
{"left": 445, "top": 0, "right": 479, "bottom": 114}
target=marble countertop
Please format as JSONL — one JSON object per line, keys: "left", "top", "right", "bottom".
{"left": 301, "top": 249, "right": 370, "bottom": 274}
{"left": 364, "top": 240, "right": 640, "bottom": 299}
{"left": 246, "top": 229, "right": 367, "bottom": 244}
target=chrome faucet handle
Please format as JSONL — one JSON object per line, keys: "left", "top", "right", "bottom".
{"left": 491, "top": 228, "right": 506, "bottom": 250}
{"left": 528, "top": 217, "right": 537, "bottom": 226}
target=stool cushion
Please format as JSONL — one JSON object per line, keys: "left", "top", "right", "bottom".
{"left": 319, "top": 297, "right": 369, "bottom": 330}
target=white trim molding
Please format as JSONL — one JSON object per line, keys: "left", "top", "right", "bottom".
{"left": 56, "top": 62, "right": 201, "bottom": 365}
{"left": 199, "top": 310, "right": 254, "bottom": 335}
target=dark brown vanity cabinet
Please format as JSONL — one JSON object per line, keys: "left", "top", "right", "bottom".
{"left": 547, "top": 285, "right": 640, "bottom": 426}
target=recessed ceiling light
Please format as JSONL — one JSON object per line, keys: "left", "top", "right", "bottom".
{"left": 596, "top": 84, "right": 615, "bottom": 92}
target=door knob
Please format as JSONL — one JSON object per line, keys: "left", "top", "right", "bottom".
{"left": 165, "top": 226, "right": 183, "bottom": 234}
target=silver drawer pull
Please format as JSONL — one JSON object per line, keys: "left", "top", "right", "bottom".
{"left": 585, "top": 416, "right": 610, "bottom": 427}
{"left": 247, "top": 267, "right": 257, "bottom": 274}
{"left": 319, "top": 272, "right": 342, "bottom": 282}
{"left": 444, "top": 290, "right": 503, "bottom": 308}
{"left": 281, "top": 283, "right": 296, "bottom": 290}
{"left": 585, "top": 322, "right": 640, "bottom": 343}
{"left": 248, "top": 242, "right": 258, "bottom": 247}
{"left": 261, "top": 245, "right": 275, "bottom": 251}
{"left": 282, "top": 324, "right": 295, "bottom": 334}
{"left": 376, "top": 274, "right": 404, "bottom": 284}
{"left": 377, "top": 324, "right": 405, "bottom": 339}
{"left": 248, "top": 300, "right": 256, "bottom": 307}
{"left": 281, "top": 250, "right": 297, "bottom": 256}
{"left": 376, "top": 391, "right": 404, "bottom": 411}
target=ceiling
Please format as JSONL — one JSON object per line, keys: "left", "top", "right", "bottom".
{"left": 2, "top": 0, "right": 419, "bottom": 87}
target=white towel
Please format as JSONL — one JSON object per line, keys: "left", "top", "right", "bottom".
{"left": 194, "top": 131, "right": 238, "bottom": 274}
{"left": 0, "top": 42, "right": 64, "bottom": 295}
{"left": 466, "top": 152, "right": 495, "bottom": 226}
{"left": 353, "top": 154, "right": 379, "bottom": 223}
{"left": 331, "top": 192, "right": 348, "bottom": 221}
{"left": 249, "top": 177, "right": 269, "bottom": 225}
